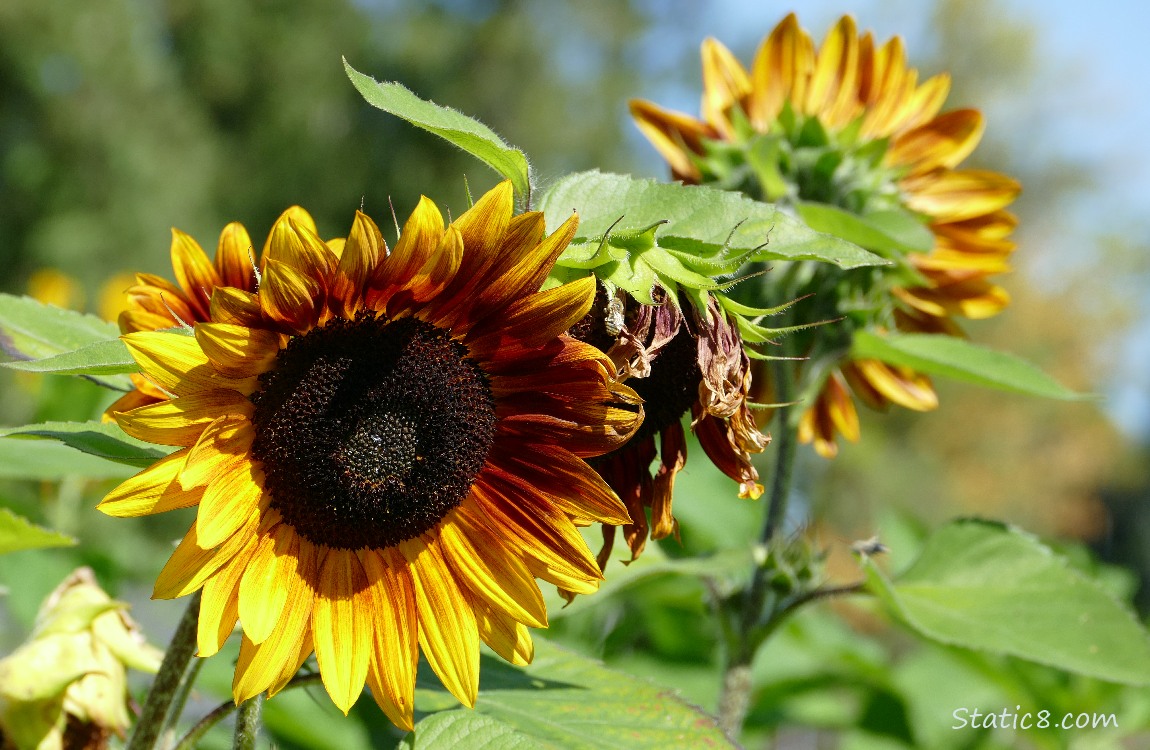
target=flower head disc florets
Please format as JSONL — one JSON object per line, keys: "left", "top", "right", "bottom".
{"left": 99, "top": 182, "right": 641, "bottom": 729}
{"left": 630, "top": 13, "right": 1022, "bottom": 457}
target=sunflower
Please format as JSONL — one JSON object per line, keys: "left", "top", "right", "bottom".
{"left": 106, "top": 206, "right": 321, "bottom": 415}
{"left": 98, "top": 182, "right": 641, "bottom": 728}
{"left": 630, "top": 13, "right": 1021, "bottom": 457}
{"left": 572, "top": 286, "right": 766, "bottom": 565}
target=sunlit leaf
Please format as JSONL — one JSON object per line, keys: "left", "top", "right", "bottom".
{"left": 864, "top": 519, "right": 1150, "bottom": 685}
{"left": 539, "top": 171, "right": 886, "bottom": 270}
{"left": 851, "top": 331, "right": 1086, "bottom": 400}
{"left": 0, "top": 437, "right": 140, "bottom": 480}
{"left": 0, "top": 421, "right": 170, "bottom": 467}
{"left": 0, "top": 508, "right": 76, "bottom": 556}
{"left": 405, "top": 638, "right": 736, "bottom": 749}
{"left": 344, "top": 60, "right": 531, "bottom": 199}
{"left": 0, "top": 294, "right": 130, "bottom": 389}
{"left": 796, "top": 202, "right": 935, "bottom": 256}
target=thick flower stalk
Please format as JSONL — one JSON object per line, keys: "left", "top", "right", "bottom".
{"left": 98, "top": 182, "right": 641, "bottom": 729}
{"left": 631, "top": 13, "right": 1021, "bottom": 457}
{"left": 0, "top": 568, "right": 162, "bottom": 750}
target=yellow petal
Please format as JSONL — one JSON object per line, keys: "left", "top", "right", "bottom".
{"left": 195, "top": 323, "right": 282, "bottom": 379}
{"left": 701, "top": 37, "right": 752, "bottom": 137}
{"left": 312, "top": 548, "right": 371, "bottom": 715}
{"left": 231, "top": 535, "right": 316, "bottom": 703}
{"left": 472, "top": 211, "right": 579, "bottom": 314}
{"left": 474, "top": 600, "right": 533, "bottom": 667}
{"left": 261, "top": 206, "right": 318, "bottom": 260}
{"left": 122, "top": 331, "right": 257, "bottom": 397}
{"left": 806, "top": 15, "right": 860, "bottom": 127}
{"left": 180, "top": 415, "right": 255, "bottom": 489}
{"left": 238, "top": 522, "right": 298, "bottom": 644}
{"left": 209, "top": 286, "right": 264, "bottom": 328}
{"left": 749, "top": 13, "right": 802, "bottom": 127}
{"left": 887, "top": 109, "right": 984, "bottom": 174}
{"left": 331, "top": 211, "right": 386, "bottom": 318}
{"left": 360, "top": 547, "right": 418, "bottom": 732}
{"left": 259, "top": 258, "right": 321, "bottom": 335}
{"left": 400, "top": 535, "right": 479, "bottom": 708}
{"left": 170, "top": 228, "right": 220, "bottom": 319}
{"left": 114, "top": 389, "right": 253, "bottom": 447}
{"left": 466, "top": 478, "right": 602, "bottom": 595}
{"left": 99, "top": 448, "right": 200, "bottom": 517}
{"left": 439, "top": 510, "right": 547, "bottom": 629}
{"left": 452, "top": 181, "right": 513, "bottom": 254}
{"left": 628, "top": 99, "right": 710, "bottom": 181}
{"left": 902, "top": 169, "right": 1021, "bottom": 222}
{"left": 852, "top": 358, "right": 938, "bottom": 411}
{"left": 153, "top": 511, "right": 260, "bottom": 599}
{"left": 197, "top": 534, "right": 254, "bottom": 657}
{"left": 215, "top": 222, "right": 257, "bottom": 291}
{"left": 371, "top": 196, "right": 445, "bottom": 299}
{"left": 195, "top": 457, "right": 264, "bottom": 549}
{"left": 465, "top": 275, "right": 595, "bottom": 355}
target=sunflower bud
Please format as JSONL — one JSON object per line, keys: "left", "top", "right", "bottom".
{"left": 0, "top": 568, "right": 162, "bottom": 750}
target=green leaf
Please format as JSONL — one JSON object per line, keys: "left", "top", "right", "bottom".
{"left": 405, "top": 638, "right": 735, "bottom": 749}
{"left": 0, "top": 294, "right": 131, "bottom": 389}
{"left": 540, "top": 171, "right": 886, "bottom": 270}
{"left": 0, "top": 508, "right": 76, "bottom": 556}
{"left": 864, "top": 519, "right": 1150, "bottom": 685}
{"left": 0, "top": 421, "right": 170, "bottom": 467}
{"left": 0, "top": 437, "right": 141, "bottom": 480}
{"left": 0, "top": 293, "right": 119, "bottom": 360}
{"left": 851, "top": 331, "right": 1086, "bottom": 400}
{"left": 795, "top": 202, "right": 934, "bottom": 256}
{"left": 344, "top": 60, "right": 531, "bottom": 199}
{"left": 3, "top": 338, "right": 136, "bottom": 378}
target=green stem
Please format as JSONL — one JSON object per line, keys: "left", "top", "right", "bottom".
{"left": 233, "top": 694, "right": 264, "bottom": 750}
{"left": 174, "top": 675, "right": 323, "bottom": 750}
{"left": 127, "top": 592, "right": 202, "bottom": 750}
{"left": 717, "top": 356, "right": 798, "bottom": 738}
{"left": 160, "top": 656, "right": 205, "bottom": 747}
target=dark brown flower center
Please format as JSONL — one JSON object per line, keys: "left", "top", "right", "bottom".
{"left": 249, "top": 312, "right": 496, "bottom": 550}
{"left": 629, "top": 323, "right": 701, "bottom": 443}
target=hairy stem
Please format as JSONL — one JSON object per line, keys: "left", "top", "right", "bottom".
{"left": 174, "top": 675, "right": 323, "bottom": 750}
{"left": 127, "top": 593, "right": 202, "bottom": 750}
{"left": 233, "top": 694, "right": 264, "bottom": 750}
{"left": 718, "top": 356, "right": 797, "bottom": 738}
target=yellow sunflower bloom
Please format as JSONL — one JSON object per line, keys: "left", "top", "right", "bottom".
{"left": 98, "top": 182, "right": 641, "bottom": 729}
{"left": 630, "top": 13, "right": 1021, "bottom": 457}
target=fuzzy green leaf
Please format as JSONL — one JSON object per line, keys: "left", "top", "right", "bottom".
{"left": 796, "top": 202, "right": 935, "bottom": 256}
{"left": 540, "top": 171, "right": 885, "bottom": 270}
{"left": 0, "top": 293, "right": 119, "bottom": 360}
{"left": 3, "top": 338, "right": 136, "bottom": 378}
{"left": 0, "top": 508, "right": 76, "bottom": 556}
{"left": 851, "top": 331, "right": 1086, "bottom": 400}
{"left": 864, "top": 519, "right": 1150, "bottom": 685}
{"left": 344, "top": 60, "right": 531, "bottom": 198}
{"left": 404, "top": 638, "right": 736, "bottom": 749}
{"left": 0, "top": 421, "right": 170, "bottom": 467}
{"left": 0, "top": 437, "right": 140, "bottom": 480}
{"left": 0, "top": 294, "right": 131, "bottom": 389}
